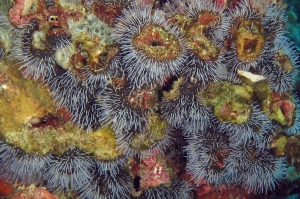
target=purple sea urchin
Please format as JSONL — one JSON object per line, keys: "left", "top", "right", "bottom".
{"left": 226, "top": 0, "right": 276, "bottom": 73}
{"left": 116, "top": 114, "right": 173, "bottom": 158}
{"left": 96, "top": 156, "right": 128, "bottom": 178}
{"left": 117, "top": 129, "right": 173, "bottom": 158}
{"left": 0, "top": 44, "right": 4, "bottom": 59}
{"left": 181, "top": 51, "right": 226, "bottom": 89}
{"left": 262, "top": 2, "right": 287, "bottom": 36}
{"left": 216, "top": 103, "right": 270, "bottom": 145}
{"left": 45, "top": 15, "right": 72, "bottom": 50}
{"left": 11, "top": 21, "right": 57, "bottom": 82}
{"left": 164, "top": 0, "right": 189, "bottom": 14}
{"left": 256, "top": 122, "right": 279, "bottom": 151}
{"left": 261, "top": 36, "right": 299, "bottom": 93}
{"left": 166, "top": 0, "right": 229, "bottom": 83}
{"left": 138, "top": 178, "right": 192, "bottom": 199}
{"left": 224, "top": 143, "right": 287, "bottom": 194}
{"left": 275, "top": 36, "right": 299, "bottom": 70}
{"left": 182, "top": 0, "right": 230, "bottom": 46}
{"left": 0, "top": 142, "right": 50, "bottom": 185}
{"left": 78, "top": 166, "right": 132, "bottom": 199}
{"left": 42, "top": 148, "right": 96, "bottom": 192}
{"left": 97, "top": 85, "right": 159, "bottom": 133}
{"left": 83, "top": 52, "right": 122, "bottom": 92}
{"left": 68, "top": 98, "right": 101, "bottom": 131}
{"left": 262, "top": 66, "right": 295, "bottom": 94}
{"left": 184, "top": 129, "right": 229, "bottom": 186}
{"left": 161, "top": 77, "right": 212, "bottom": 134}
{"left": 0, "top": 12, "right": 14, "bottom": 29}
{"left": 97, "top": 87, "right": 146, "bottom": 132}
{"left": 48, "top": 71, "right": 101, "bottom": 131}
{"left": 112, "top": 3, "right": 187, "bottom": 89}
{"left": 66, "top": 13, "right": 123, "bottom": 92}
{"left": 48, "top": 71, "right": 88, "bottom": 111}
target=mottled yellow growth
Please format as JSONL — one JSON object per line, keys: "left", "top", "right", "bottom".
{"left": 133, "top": 24, "right": 182, "bottom": 60}
{"left": 130, "top": 113, "right": 168, "bottom": 152}
{"left": 200, "top": 81, "right": 253, "bottom": 107}
{"left": 148, "top": 112, "right": 168, "bottom": 141}
{"left": 253, "top": 80, "right": 271, "bottom": 101}
{"left": 61, "top": 1, "right": 86, "bottom": 16}
{"left": 186, "top": 13, "right": 220, "bottom": 61}
{"left": 1, "top": 64, "right": 124, "bottom": 159}
{"left": 0, "top": 64, "right": 56, "bottom": 134}
{"left": 163, "top": 77, "right": 184, "bottom": 100}
{"left": 235, "top": 19, "right": 265, "bottom": 61}
{"left": 262, "top": 92, "right": 296, "bottom": 126}
{"left": 79, "top": 125, "right": 123, "bottom": 160}
{"left": 5, "top": 124, "right": 84, "bottom": 156}
{"left": 214, "top": 100, "right": 252, "bottom": 124}
{"left": 270, "top": 135, "right": 288, "bottom": 156}
{"left": 72, "top": 33, "right": 119, "bottom": 74}
{"left": 5, "top": 122, "right": 124, "bottom": 159}
{"left": 262, "top": 100, "right": 286, "bottom": 124}
{"left": 200, "top": 81, "right": 254, "bottom": 124}
{"left": 275, "top": 50, "right": 294, "bottom": 72}
{"left": 130, "top": 133, "right": 152, "bottom": 151}
{"left": 186, "top": 28, "right": 219, "bottom": 60}
{"left": 169, "top": 13, "right": 192, "bottom": 33}
{"left": 21, "top": 0, "right": 40, "bottom": 16}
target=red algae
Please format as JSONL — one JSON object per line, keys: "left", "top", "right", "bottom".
{"left": 11, "top": 187, "right": 58, "bottom": 199}
{"left": 182, "top": 171, "right": 255, "bottom": 199}
{"left": 130, "top": 150, "right": 171, "bottom": 190}
{"left": 8, "top": 0, "right": 41, "bottom": 26}
{"left": 0, "top": 178, "right": 13, "bottom": 197}
{"left": 262, "top": 92, "right": 296, "bottom": 126}
{"left": 127, "top": 89, "right": 158, "bottom": 110}
{"left": 198, "top": 13, "right": 219, "bottom": 26}
{"left": 91, "top": 2, "right": 122, "bottom": 26}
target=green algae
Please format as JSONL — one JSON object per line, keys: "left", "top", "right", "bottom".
{"left": 200, "top": 81, "right": 254, "bottom": 107}
{"left": 262, "top": 93, "right": 296, "bottom": 126}
{"left": 200, "top": 81, "right": 254, "bottom": 123}
{"left": 130, "top": 113, "right": 168, "bottom": 152}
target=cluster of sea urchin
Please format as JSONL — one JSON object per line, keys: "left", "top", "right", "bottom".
{"left": 0, "top": 0, "right": 300, "bottom": 198}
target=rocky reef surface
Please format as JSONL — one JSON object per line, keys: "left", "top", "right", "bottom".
{"left": 0, "top": 0, "right": 300, "bottom": 198}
